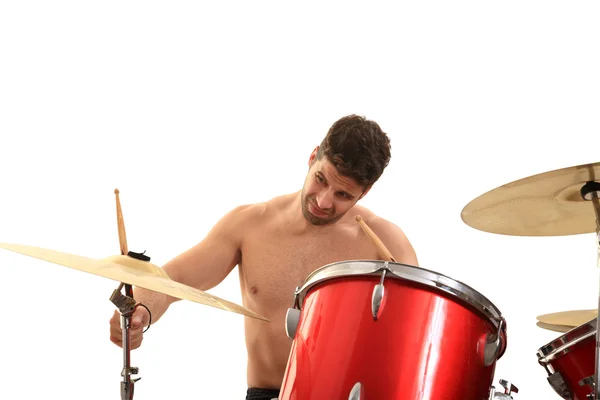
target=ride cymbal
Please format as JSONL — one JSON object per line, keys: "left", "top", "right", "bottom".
{"left": 0, "top": 242, "right": 269, "bottom": 322}
{"left": 461, "top": 161, "right": 600, "bottom": 236}
{"left": 536, "top": 309, "right": 597, "bottom": 330}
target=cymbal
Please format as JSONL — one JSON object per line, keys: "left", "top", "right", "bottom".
{"left": 536, "top": 321, "right": 574, "bottom": 333}
{"left": 536, "top": 309, "right": 596, "bottom": 329}
{"left": 461, "top": 161, "right": 600, "bottom": 236}
{"left": 0, "top": 242, "right": 269, "bottom": 322}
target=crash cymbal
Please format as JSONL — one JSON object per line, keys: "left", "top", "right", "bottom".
{"left": 461, "top": 161, "right": 600, "bottom": 236}
{"left": 536, "top": 309, "right": 597, "bottom": 329}
{"left": 0, "top": 242, "right": 269, "bottom": 322}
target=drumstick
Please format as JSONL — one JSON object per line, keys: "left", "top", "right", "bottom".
{"left": 114, "top": 188, "right": 129, "bottom": 256}
{"left": 114, "top": 188, "right": 133, "bottom": 298}
{"left": 355, "top": 215, "right": 396, "bottom": 262}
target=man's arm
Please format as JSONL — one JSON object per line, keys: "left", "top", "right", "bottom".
{"left": 361, "top": 215, "right": 419, "bottom": 267}
{"left": 132, "top": 203, "right": 259, "bottom": 324}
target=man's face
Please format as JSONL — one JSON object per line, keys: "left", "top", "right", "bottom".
{"left": 301, "top": 151, "right": 369, "bottom": 226}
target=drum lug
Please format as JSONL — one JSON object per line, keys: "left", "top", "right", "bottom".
{"left": 484, "top": 319, "right": 504, "bottom": 366}
{"left": 371, "top": 284, "right": 385, "bottom": 320}
{"left": 489, "top": 379, "right": 519, "bottom": 399}
{"left": 348, "top": 382, "right": 363, "bottom": 400}
{"left": 285, "top": 286, "right": 302, "bottom": 339}
{"left": 285, "top": 308, "right": 301, "bottom": 339}
{"left": 371, "top": 268, "right": 388, "bottom": 320}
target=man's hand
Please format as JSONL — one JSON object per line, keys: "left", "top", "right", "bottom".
{"left": 109, "top": 306, "right": 150, "bottom": 349}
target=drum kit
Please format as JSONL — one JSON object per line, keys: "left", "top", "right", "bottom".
{"left": 459, "top": 160, "right": 600, "bottom": 400}
{"left": 0, "top": 161, "right": 599, "bottom": 400}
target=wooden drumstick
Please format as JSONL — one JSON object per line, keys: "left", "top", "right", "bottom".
{"left": 114, "top": 188, "right": 129, "bottom": 256}
{"left": 114, "top": 188, "right": 134, "bottom": 297}
{"left": 355, "top": 215, "right": 396, "bottom": 262}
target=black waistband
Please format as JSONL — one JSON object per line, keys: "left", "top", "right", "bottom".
{"left": 246, "top": 387, "right": 280, "bottom": 400}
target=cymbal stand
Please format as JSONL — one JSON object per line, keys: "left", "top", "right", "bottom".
{"left": 110, "top": 282, "right": 140, "bottom": 400}
{"left": 581, "top": 181, "right": 600, "bottom": 399}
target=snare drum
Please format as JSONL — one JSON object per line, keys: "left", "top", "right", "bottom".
{"left": 537, "top": 318, "right": 596, "bottom": 400}
{"left": 279, "top": 260, "right": 509, "bottom": 400}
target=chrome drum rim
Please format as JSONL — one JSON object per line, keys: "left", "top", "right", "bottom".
{"left": 294, "top": 259, "right": 504, "bottom": 329}
{"left": 537, "top": 318, "right": 597, "bottom": 364}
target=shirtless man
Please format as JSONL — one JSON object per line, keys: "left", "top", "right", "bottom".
{"left": 108, "top": 114, "right": 419, "bottom": 400}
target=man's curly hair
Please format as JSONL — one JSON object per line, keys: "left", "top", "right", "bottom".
{"left": 316, "top": 114, "right": 392, "bottom": 188}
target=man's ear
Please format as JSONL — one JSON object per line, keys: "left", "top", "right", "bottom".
{"left": 308, "top": 146, "right": 319, "bottom": 167}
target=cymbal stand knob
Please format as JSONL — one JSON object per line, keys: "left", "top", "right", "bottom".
{"left": 110, "top": 282, "right": 141, "bottom": 400}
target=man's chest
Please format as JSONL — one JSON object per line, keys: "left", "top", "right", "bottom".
{"left": 239, "top": 230, "right": 378, "bottom": 306}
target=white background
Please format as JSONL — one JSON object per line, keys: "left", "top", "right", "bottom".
{"left": 1, "top": 1, "right": 599, "bottom": 399}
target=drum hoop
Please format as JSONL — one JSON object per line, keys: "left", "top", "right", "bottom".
{"left": 294, "top": 259, "right": 504, "bottom": 328}
{"left": 537, "top": 318, "right": 597, "bottom": 364}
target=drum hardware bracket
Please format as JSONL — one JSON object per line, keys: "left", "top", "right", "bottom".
{"left": 371, "top": 263, "right": 390, "bottom": 320}
{"left": 484, "top": 318, "right": 505, "bottom": 366}
{"left": 488, "top": 379, "right": 519, "bottom": 399}
{"left": 580, "top": 376, "right": 596, "bottom": 400}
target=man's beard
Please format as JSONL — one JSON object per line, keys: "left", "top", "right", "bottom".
{"left": 300, "top": 191, "right": 342, "bottom": 226}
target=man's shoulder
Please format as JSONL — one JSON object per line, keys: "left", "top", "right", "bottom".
{"left": 224, "top": 192, "right": 295, "bottom": 224}
{"left": 349, "top": 205, "right": 418, "bottom": 266}
{"left": 355, "top": 210, "right": 408, "bottom": 241}
{"left": 347, "top": 205, "right": 391, "bottom": 228}
{"left": 361, "top": 212, "right": 400, "bottom": 232}
{"left": 225, "top": 202, "right": 267, "bottom": 224}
